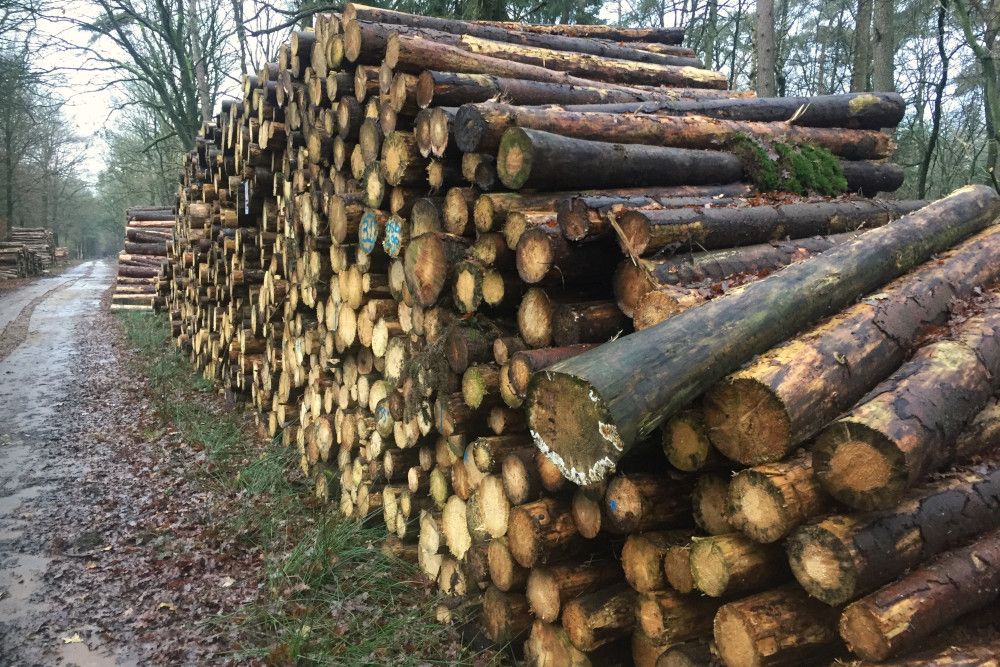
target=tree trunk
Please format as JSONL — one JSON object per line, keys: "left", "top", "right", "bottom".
{"left": 871, "top": 0, "right": 895, "bottom": 92}
{"left": 918, "top": 3, "right": 950, "bottom": 199}
{"left": 621, "top": 530, "right": 691, "bottom": 592}
{"left": 560, "top": 583, "right": 637, "bottom": 651}
{"left": 851, "top": 0, "right": 873, "bottom": 91}
{"left": 526, "top": 186, "right": 1000, "bottom": 485}
{"left": 840, "top": 528, "right": 1000, "bottom": 661}
{"left": 703, "top": 223, "right": 1000, "bottom": 466}
{"left": 787, "top": 466, "right": 1000, "bottom": 605}
{"left": 525, "top": 559, "right": 622, "bottom": 622}
{"left": 453, "top": 102, "right": 894, "bottom": 158}
{"left": 616, "top": 198, "right": 923, "bottom": 256}
{"left": 603, "top": 472, "right": 695, "bottom": 534}
{"left": 754, "top": 0, "right": 777, "bottom": 96}
{"left": 497, "top": 128, "right": 744, "bottom": 191}
{"left": 813, "top": 298, "right": 1000, "bottom": 510}
{"left": 636, "top": 588, "right": 720, "bottom": 643}
{"left": 469, "top": 19, "right": 685, "bottom": 44}
{"left": 713, "top": 585, "right": 841, "bottom": 667}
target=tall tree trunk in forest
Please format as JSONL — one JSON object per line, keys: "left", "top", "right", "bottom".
{"left": 954, "top": 0, "right": 1000, "bottom": 189}
{"left": 704, "top": 0, "right": 719, "bottom": 70}
{"left": 729, "top": 0, "right": 743, "bottom": 88}
{"left": 3, "top": 125, "right": 13, "bottom": 240}
{"left": 852, "top": 0, "right": 873, "bottom": 91}
{"left": 187, "top": 0, "right": 212, "bottom": 123}
{"left": 872, "top": 0, "right": 895, "bottom": 91}
{"left": 754, "top": 0, "right": 777, "bottom": 96}
{"left": 918, "top": 1, "right": 950, "bottom": 198}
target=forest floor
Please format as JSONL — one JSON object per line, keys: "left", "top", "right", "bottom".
{"left": 0, "top": 264, "right": 490, "bottom": 665}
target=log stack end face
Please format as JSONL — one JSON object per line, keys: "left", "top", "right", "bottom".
{"left": 527, "top": 370, "right": 621, "bottom": 486}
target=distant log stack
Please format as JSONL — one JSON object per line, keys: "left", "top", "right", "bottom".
{"left": 148, "top": 4, "right": 1000, "bottom": 666}
{"left": 111, "top": 207, "right": 172, "bottom": 311}
{"left": 0, "top": 227, "right": 55, "bottom": 279}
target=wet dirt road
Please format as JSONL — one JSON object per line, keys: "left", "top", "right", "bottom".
{"left": 0, "top": 261, "right": 125, "bottom": 666}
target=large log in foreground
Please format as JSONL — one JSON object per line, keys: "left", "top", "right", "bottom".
{"left": 526, "top": 185, "right": 1000, "bottom": 485}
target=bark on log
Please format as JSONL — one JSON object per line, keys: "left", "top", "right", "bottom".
{"left": 526, "top": 186, "right": 1000, "bottom": 485}
{"left": 561, "top": 583, "right": 637, "bottom": 651}
{"left": 689, "top": 533, "right": 788, "bottom": 597}
{"left": 616, "top": 198, "right": 924, "bottom": 256}
{"left": 340, "top": 8, "right": 703, "bottom": 67}
{"left": 713, "top": 584, "right": 841, "bottom": 667}
{"left": 786, "top": 466, "right": 1000, "bottom": 605}
{"left": 416, "top": 71, "right": 737, "bottom": 110}
{"left": 554, "top": 92, "right": 906, "bottom": 129}
{"left": 637, "top": 588, "right": 720, "bottom": 644}
{"left": 813, "top": 298, "right": 1000, "bottom": 510}
{"left": 498, "top": 128, "right": 744, "bottom": 191}
{"left": 839, "top": 528, "right": 1000, "bottom": 661}
{"left": 603, "top": 473, "right": 694, "bottom": 534}
{"left": 621, "top": 529, "right": 691, "bottom": 592}
{"left": 525, "top": 559, "right": 623, "bottom": 623}
{"left": 704, "top": 223, "right": 1000, "bottom": 466}
{"left": 454, "top": 102, "right": 895, "bottom": 158}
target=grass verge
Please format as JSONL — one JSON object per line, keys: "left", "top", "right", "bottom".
{"left": 117, "top": 312, "right": 481, "bottom": 665}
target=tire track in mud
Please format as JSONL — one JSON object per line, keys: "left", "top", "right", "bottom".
{"left": 0, "top": 265, "right": 93, "bottom": 363}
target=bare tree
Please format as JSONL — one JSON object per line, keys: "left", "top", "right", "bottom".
{"left": 851, "top": 0, "right": 872, "bottom": 90}
{"left": 754, "top": 0, "right": 777, "bottom": 95}
{"left": 872, "top": 0, "right": 895, "bottom": 91}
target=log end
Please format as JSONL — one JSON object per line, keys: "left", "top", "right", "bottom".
{"left": 703, "top": 377, "right": 791, "bottom": 466}
{"left": 525, "top": 567, "right": 561, "bottom": 623}
{"left": 497, "top": 127, "right": 533, "bottom": 190}
{"left": 728, "top": 470, "right": 790, "bottom": 544}
{"left": 557, "top": 198, "right": 592, "bottom": 243}
{"left": 689, "top": 540, "right": 730, "bottom": 597}
{"left": 839, "top": 602, "right": 892, "bottom": 662}
{"left": 527, "top": 369, "right": 622, "bottom": 486}
{"left": 812, "top": 421, "right": 904, "bottom": 511}
{"left": 516, "top": 229, "right": 555, "bottom": 285}
{"left": 713, "top": 603, "right": 764, "bottom": 667}
{"left": 507, "top": 505, "right": 541, "bottom": 568}
{"left": 786, "top": 523, "right": 857, "bottom": 606}
{"left": 454, "top": 104, "right": 485, "bottom": 153}
{"left": 404, "top": 234, "right": 448, "bottom": 307}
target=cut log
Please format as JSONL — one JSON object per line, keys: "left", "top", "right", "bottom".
{"left": 454, "top": 102, "right": 895, "bottom": 158}
{"left": 554, "top": 92, "right": 906, "bottom": 129}
{"left": 621, "top": 530, "right": 691, "bottom": 592}
{"left": 561, "top": 583, "right": 637, "bottom": 652}
{"left": 616, "top": 198, "right": 924, "bottom": 256}
{"left": 603, "top": 472, "right": 694, "bottom": 534}
{"left": 636, "top": 588, "right": 720, "bottom": 644}
{"left": 691, "top": 474, "right": 733, "bottom": 535}
{"left": 655, "top": 641, "right": 715, "bottom": 667}
{"left": 786, "top": 466, "right": 1000, "bottom": 605}
{"left": 525, "top": 559, "right": 623, "bottom": 623}
{"left": 704, "top": 223, "right": 1000, "bottom": 466}
{"left": 813, "top": 298, "right": 1000, "bottom": 510}
{"left": 713, "top": 584, "right": 841, "bottom": 667}
{"left": 498, "top": 128, "right": 744, "bottom": 191}
{"left": 524, "top": 620, "right": 630, "bottom": 667}
{"left": 482, "top": 585, "right": 532, "bottom": 642}
{"left": 690, "top": 532, "right": 788, "bottom": 599}
{"left": 507, "top": 496, "right": 580, "bottom": 568}
{"left": 526, "top": 185, "right": 1000, "bottom": 485}
{"left": 728, "top": 452, "right": 831, "bottom": 543}
{"left": 839, "top": 528, "right": 1000, "bottom": 661}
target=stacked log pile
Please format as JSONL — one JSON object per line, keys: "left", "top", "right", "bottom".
{"left": 153, "top": 5, "right": 1000, "bottom": 665}
{"left": 9, "top": 227, "right": 55, "bottom": 271}
{"left": 0, "top": 242, "right": 41, "bottom": 279}
{"left": 113, "top": 207, "right": 173, "bottom": 311}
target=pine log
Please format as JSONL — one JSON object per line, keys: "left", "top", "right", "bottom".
{"left": 497, "top": 128, "right": 744, "bottom": 191}
{"left": 853, "top": 636, "right": 1000, "bottom": 666}
{"left": 621, "top": 530, "right": 692, "bottom": 592}
{"left": 482, "top": 585, "right": 532, "bottom": 642}
{"left": 403, "top": 232, "right": 471, "bottom": 306}
{"left": 561, "top": 583, "right": 637, "bottom": 651}
{"left": 603, "top": 473, "right": 694, "bottom": 534}
{"left": 839, "top": 528, "right": 1000, "bottom": 661}
{"left": 955, "top": 396, "right": 1000, "bottom": 459}
{"left": 616, "top": 198, "right": 924, "bottom": 256}
{"left": 487, "top": 535, "right": 528, "bottom": 592}
{"left": 554, "top": 92, "right": 906, "bottom": 129}
{"left": 386, "top": 34, "right": 724, "bottom": 89}
{"left": 655, "top": 641, "right": 715, "bottom": 667}
{"left": 704, "top": 223, "right": 1000, "bottom": 466}
{"left": 662, "top": 408, "right": 723, "bottom": 472}
{"left": 689, "top": 533, "right": 787, "bottom": 597}
{"left": 713, "top": 585, "right": 841, "bottom": 667}
{"left": 662, "top": 543, "right": 696, "bottom": 594}
{"left": 416, "top": 71, "right": 731, "bottom": 110}
{"left": 524, "top": 620, "right": 631, "bottom": 667}
{"left": 507, "top": 496, "right": 581, "bottom": 567}
{"left": 454, "top": 102, "right": 895, "bottom": 158}
{"left": 786, "top": 466, "right": 1000, "bottom": 605}
{"left": 345, "top": 4, "right": 693, "bottom": 61}
{"left": 813, "top": 299, "right": 1000, "bottom": 510}
{"left": 636, "top": 588, "right": 720, "bottom": 644}
{"left": 526, "top": 185, "right": 1000, "bottom": 485}
{"left": 525, "top": 559, "right": 623, "bottom": 622}
{"left": 728, "top": 452, "right": 831, "bottom": 543}
{"left": 472, "top": 20, "right": 685, "bottom": 45}
{"left": 691, "top": 474, "right": 733, "bottom": 535}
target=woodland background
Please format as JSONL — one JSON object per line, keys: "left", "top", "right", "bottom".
{"left": 0, "top": 0, "right": 994, "bottom": 257}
